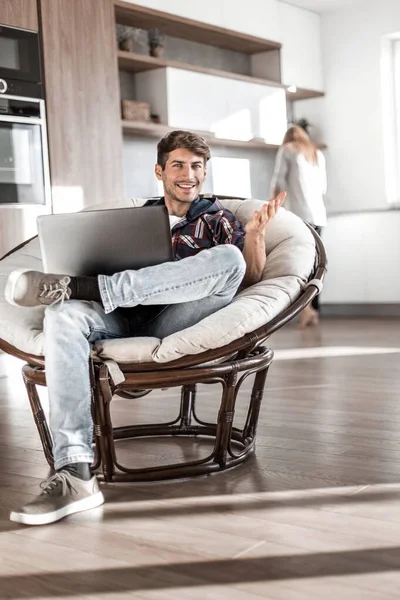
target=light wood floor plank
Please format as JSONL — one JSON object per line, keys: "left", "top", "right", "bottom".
{"left": 1, "top": 319, "right": 400, "bottom": 599}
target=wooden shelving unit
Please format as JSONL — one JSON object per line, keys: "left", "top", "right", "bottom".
{"left": 286, "top": 88, "right": 325, "bottom": 101}
{"left": 118, "top": 51, "right": 326, "bottom": 101}
{"left": 118, "top": 51, "right": 285, "bottom": 90}
{"left": 115, "top": 2, "right": 325, "bottom": 101}
{"left": 116, "top": 1, "right": 327, "bottom": 147}
{"left": 114, "top": 0, "right": 280, "bottom": 54}
{"left": 121, "top": 121, "right": 280, "bottom": 151}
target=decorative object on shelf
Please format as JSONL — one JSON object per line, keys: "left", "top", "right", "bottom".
{"left": 148, "top": 28, "right": 164, "bottom": 58}
{"left": 291, "top": 119, "right": 325, "bottom": 148}
{"left": 116, "top": 24, "right": 143, "bottom": 53}
{"left": 293, "top": 118, "right": 311, "bottom": 135}
{"left": 121, "top": 100, "right": 151, "bottom": 122}
{"left": 150, "top": 114, "right": 161, "bottom": 124}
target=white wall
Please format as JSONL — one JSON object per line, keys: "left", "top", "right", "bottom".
{"left": 221, "top": 0, "right": 280, "bottom": 43}
{"left": 298, "top": 0, "right": 400, "bottom": 307}
{"left": 301, "top": 0, "right": 400, "bottom": 214}
{"left": 122, "top": 0, "right": 224, "bottom": 28}
{"left": 279, "top": 2, "right": 323, "bottom": 91}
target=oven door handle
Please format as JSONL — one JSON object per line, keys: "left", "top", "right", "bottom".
{"left": 0, "top": 115, "right": 43, "bottom": 125}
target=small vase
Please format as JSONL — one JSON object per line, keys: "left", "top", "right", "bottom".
{"left": 149, "top": 44, "right": 163, "bottom": 58}
{"left": 119, "top": 38, "right": 134, "bottom": 53}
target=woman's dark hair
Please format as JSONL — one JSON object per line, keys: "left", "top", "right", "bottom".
{"left": 157, "top": 130, "right": 211, "bottom": 169}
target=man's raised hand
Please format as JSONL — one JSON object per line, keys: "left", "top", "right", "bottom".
{"left": 245, "top": 192, "right": 286, "bottom": 236}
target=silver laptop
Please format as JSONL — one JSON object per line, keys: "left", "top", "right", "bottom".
{"left": 37, "top": 206, "right": 173, "bottom": 276}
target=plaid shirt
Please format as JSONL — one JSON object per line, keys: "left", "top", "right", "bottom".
{"left": 145, "top": 197, "right": 246, "bottom": 261}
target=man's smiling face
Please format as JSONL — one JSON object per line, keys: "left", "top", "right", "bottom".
{"left": 155, "top": 148, "right": 207, "bottom": 208}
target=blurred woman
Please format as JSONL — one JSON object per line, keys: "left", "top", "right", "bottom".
{"left": 270, "top": 125, "right": 327, "bottom": 327}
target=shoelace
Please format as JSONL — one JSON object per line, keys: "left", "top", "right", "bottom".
{"left": 40, "top": 472, "right": 78, "bottom": 496}
{"left": 39, "top": 276, "right": 71, "bottom": 308}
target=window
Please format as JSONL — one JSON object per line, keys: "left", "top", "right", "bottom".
{"left": 211, "top": 157, "right": 252, "bottom": 198}
{"left": 381, "top": 35, "right": 400, "bottom": 205}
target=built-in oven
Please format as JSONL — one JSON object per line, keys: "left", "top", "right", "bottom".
{"left": 0, "top": 95, "right": 50, "bottom": 206}
{"left": 0, "top": 24, "right": 42, "bottom": 98}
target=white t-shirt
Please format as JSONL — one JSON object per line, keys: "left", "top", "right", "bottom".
{"left": 169, "top": 215, "right": 184, "bottom": 230}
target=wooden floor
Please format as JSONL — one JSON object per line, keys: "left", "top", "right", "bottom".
{"left": 1, "top": 318, "right": 400, "bottom": 599}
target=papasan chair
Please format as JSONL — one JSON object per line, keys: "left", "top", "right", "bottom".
{"left": 0, "top": 196, "right": 327, "bottom": 482}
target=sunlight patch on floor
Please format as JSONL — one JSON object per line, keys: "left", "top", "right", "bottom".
{"left": 274, "top": 347, "right": 400, "bottom": 361}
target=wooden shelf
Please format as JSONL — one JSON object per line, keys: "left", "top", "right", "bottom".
{"left": 114, "top": 3, "right": 325, "bottom": 102}
{"left": 286, "top": 87, "right": 325, "bottom": 101}
{"left": 118, "top": 51, "right": 285, "bottom": 90}
{"left": 114, "top": 0, "right": 280, "bottom": 54}
{"left": 121, "top": 121, "right": 280, "bottom": 151}
{"left": 122, "top": 120, "right": 328, "bottom": 151}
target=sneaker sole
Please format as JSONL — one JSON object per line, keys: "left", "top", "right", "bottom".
{"left": 9, "top": 491, "right": 105, "bottom": 526}
{"left": 4, "top": 268, "right": 31, "bottom": 307}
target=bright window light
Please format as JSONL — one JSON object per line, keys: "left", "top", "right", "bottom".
{"left": 211, "top": 157, "right": 252, "bottom": 198}
{"left": 381, "top": 34, "right": 400, "bottom": 205}
{"left": 259, "top": 90, "right": 288, "bottom": 145}
{"left": 52, "top": 186, "right": 84, "bottom": 213}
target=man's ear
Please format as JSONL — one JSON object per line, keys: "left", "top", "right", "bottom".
{"left": 155, "top": 163, "right": 162, "bottom": 180}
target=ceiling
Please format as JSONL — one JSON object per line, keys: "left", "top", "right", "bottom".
{"left": 282, "top": 0, "right": 365, "bottom": 13}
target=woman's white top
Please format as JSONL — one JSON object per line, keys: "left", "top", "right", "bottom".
{"left": 270, "top": 145, "right": 327, "bottom": 226}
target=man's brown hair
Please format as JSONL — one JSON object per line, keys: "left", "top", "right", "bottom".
{"left": 157, "top": 130, "right": 211, "bottom": 170}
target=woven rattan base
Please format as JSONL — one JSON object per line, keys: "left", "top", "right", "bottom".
{"left": 19, "top": 346, "right": 273, "bottom": 482}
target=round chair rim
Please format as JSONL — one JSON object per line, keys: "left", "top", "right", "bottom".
{"left": 0, "top": 220, "right": 327, "bottom": 482}
{"left": 0, "top": 220, "right": 326, "bottom": 372}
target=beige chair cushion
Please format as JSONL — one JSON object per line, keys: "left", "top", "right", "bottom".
{"left": 0, "top": 237, "right": 45, "bottom": 356}
{"left": 0, "top": 198, "right": 315, "bottom": 362}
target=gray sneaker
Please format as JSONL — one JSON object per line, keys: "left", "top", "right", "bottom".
{"left": 10, "top": 471, "right": 104, "bottom": 526}
{"left": 5, "top": 269, "right": 72, "bottom": 308}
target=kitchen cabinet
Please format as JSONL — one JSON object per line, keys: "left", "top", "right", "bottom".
{"left": 322, "top": 212, "right": 400, "bottom": 304}
{"left": 38, "top": 0, "right": 123, "bottom": 211}
{"left": 0, "top": 0, "right": 38, "bottom": 31}
{"left": 0, "top": 206, "right": 47, "bottom": 259}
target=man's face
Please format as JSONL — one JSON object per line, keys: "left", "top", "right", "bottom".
{"left": 155, "top": 148, "right": 207, "bottom": 206}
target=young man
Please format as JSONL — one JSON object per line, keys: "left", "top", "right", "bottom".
{"left": 6, "top": 130, "right": 285, "bottom": 526}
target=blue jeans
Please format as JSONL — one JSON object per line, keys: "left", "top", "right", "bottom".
{"left": 43, "top": 245, "right": 246, "bottom": 470}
